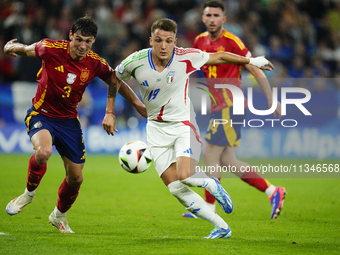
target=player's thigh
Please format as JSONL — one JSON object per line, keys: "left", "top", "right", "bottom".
{"left": 30, "top": 129, "right": 53, "bottom": 153}
{"left": 26, "top": 114, "right": 54, "bottom": 163}
{"left": 220, "top": 145, "right": 238, "bottom": 164}
{"left": 203, "top": 142, "right": 225, "bottom": 178}
{"left": 203, "top": 142, "right": 225, "bottom": 163}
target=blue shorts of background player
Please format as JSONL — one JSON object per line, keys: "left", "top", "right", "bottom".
{"left": 25, "top": 106, "right": 86, "bottom": 164}
{"left": 204, "top": 106, "right": 247, "bottom": 146}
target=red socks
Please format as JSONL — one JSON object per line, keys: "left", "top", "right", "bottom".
{"left": 57, "top": 178, "right": 80, "bottom": 213}
{"left": 240, "top": 168, "right": 270, "bottom": 192}
{"left": 26, "top": 154, "right": 47, "bottom": 192}
{"left": 27, "top": 154, "right": 80, "bottom": 213}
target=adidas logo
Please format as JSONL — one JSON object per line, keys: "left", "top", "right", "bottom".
{"left": 55, "top": 66, "right": 64, "bottom": 72}
{"left": 183, "top": 148, "right": 193, "bottom": 154}
{"left": 141, "top": 80, "right": 149, "bottom": 87}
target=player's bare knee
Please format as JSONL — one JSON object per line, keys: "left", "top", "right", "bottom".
{"left": 220, "top": 157, "right": 230, "bottom": 167}
{"left": 177, "top": 172, "right": 190, "bottom": 182}
{"left": 67, "top": 176, "right": 83, "bottom": 188}
{"left": 35, "top": 147, "right": 52, "bottom": 164}
{"left": 220, "top": 153, "right": 237, "bottom": 166}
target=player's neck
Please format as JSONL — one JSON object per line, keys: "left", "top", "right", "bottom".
{"left": 154, "top": 61, "right": 167, "bottom": 71}
{"left": 69, "top": 50, "right": 84, "bottom": 61}
{"left": 208, "top": 28, "right": 224, "bottom": 41}
{"left": 152, "top": 51, "right": 172, "bottom": 72}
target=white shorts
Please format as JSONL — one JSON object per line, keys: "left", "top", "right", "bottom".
{"left": 146, "top": 120, "right": 202, "bottom": 177}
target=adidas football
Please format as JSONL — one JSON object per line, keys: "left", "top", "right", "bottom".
{"left": 118, "top": 141, "right": 153, "bottom": 173}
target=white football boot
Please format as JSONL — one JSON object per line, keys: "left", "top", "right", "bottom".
{"left": 6, "top": 189, "right": 35, "bottom": 215}
{"left": 49, "top": 206, "right": 74, "bottom": 233}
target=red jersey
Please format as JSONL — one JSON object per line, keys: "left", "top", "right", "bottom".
{"left": 193, "top": 29, "right": 251, "bottom": 112}
{"left": 33, "top": 38, "right": 112, "bottom": 119}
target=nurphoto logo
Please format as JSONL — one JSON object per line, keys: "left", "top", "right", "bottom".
{"left": 200, "top": 84, "right": 312, "bottom": 128}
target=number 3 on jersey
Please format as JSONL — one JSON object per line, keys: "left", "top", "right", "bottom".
{"left": 148, "top": 88, "right": 160, "bottom": 101}
{"left": 62, "top": 86, "right": 72, "bottom": 98}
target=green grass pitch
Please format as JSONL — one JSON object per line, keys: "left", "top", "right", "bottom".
{"left": 0, "top": 154, "right": 339, "bottom": 255}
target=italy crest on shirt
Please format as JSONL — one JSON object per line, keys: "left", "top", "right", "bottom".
{"left": 166, "top": 71, "right": 175, "bottom": 84}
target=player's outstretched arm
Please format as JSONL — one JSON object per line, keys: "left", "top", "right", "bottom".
{"left": 118, "top": 81, "right": 147, "bottom": 118}
{"left": 102, "top": 72, "right": 121, "bottom": 136}
{"left": 3, "top": 39, "right": 37, "bottom": 58}
{"left": 245, "top": 65, "right": 282, "bottom": 118}
{"left": 206, "top": 52, "right": 274, "bottom": 71}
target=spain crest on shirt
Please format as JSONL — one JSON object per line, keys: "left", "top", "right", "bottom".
{"left": 166, "top": 71, "right": 175, "bottom": 84}
{"left": 80, "top": 69, "right": 89, "bottom": 83}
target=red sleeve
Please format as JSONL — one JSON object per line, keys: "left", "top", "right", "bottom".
{"left": 96, "top": 58, "right": 113, "bottom": 82}
{"left": 35, "top": 38, "right": 50, "bottom": 60}
{"left": 230, "top": 39, "right": 251, "bottom": 58}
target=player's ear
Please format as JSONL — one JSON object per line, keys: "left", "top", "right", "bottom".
{"left": 149, "top": 37, "right": 153, "bottom": 46}
{"left": 223, "top": 16, "right": 227, "bottom": 23}
{"left": 174, "top": 38, "right": 177, "bottom": 46}
{"left": 69, "top": 30, "right": 72, "bottom": 40}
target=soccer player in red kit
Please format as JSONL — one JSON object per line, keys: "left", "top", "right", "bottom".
{"left": 183, "top": 1, "right": 287, "bottom": 219}
{"left": 4, "top": 16, "right": 146, "bottom": 233}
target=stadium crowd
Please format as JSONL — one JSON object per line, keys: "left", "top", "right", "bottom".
{"left": 0, "top": 0, "right": 339, "bottom": 125}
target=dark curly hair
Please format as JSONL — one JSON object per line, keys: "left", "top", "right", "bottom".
{"left": 71, "top": 15, "right": 98, "bottom": 38}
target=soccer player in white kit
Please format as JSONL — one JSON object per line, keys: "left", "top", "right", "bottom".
{"left": 102, "top": 18, "right": 274, "bottom": 239}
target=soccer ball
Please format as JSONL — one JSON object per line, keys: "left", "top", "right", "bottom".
{"left": 118, "top": 141, "right": 152, "bottom": 173}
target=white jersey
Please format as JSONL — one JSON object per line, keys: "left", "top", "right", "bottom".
{"left": 116, "top": 47, "right": 209, "bottom": 121}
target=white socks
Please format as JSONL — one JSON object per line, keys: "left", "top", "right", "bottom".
{"left": 265, "top": 184, "right": 276, "bottom": 198}
{"left": 52, "top": 205, "right": 66, "bottom": 216}
{"left": 168, "top": 180, "right": 228, "bottom": 229}
{"left": 206, "top": 202, "right": 216, "bottom": 212}
{"left": 180, "top": 177, "right": 217, "bottom": 194}
{"left": 25, "top": 188, "right": 36, "bottom": 197}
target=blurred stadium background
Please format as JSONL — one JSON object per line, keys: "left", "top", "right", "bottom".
{"left": 0, "top": 0, "right": 339, "bottom": 159}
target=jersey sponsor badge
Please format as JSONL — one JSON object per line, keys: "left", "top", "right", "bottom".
{"left": 67, "top": 73, "right": 77, "bottom": 84}
{"left": 166, "top": 71, "right": 175, "bottom": 84}
{"left": 80, "top": 69, "right": 89, "bottom": 83}
{"left": 118, "top": 63, "right": 124, "bottom": 74}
